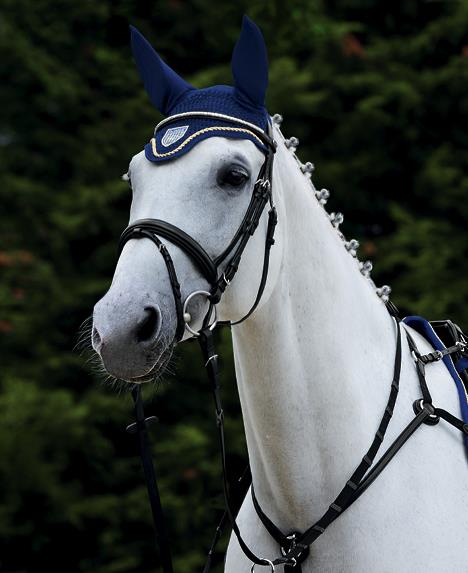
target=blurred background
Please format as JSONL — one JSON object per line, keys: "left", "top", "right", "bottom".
{"left": 1, "top": 0, "right": 467, "bottom": 571}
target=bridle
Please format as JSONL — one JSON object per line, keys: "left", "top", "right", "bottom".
{"left": 118, "top": 113, "right": 468, "bottom": 573}
{"left": 119, "top": 111, "right": 278, "bottom": 342}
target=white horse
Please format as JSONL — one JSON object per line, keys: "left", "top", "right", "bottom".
{"left": 92, "top": 22, "right": 468, "bottom": 573}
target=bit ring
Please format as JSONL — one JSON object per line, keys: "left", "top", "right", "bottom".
{"left": 183, "top": 290, "right": 217, "bottom": 336}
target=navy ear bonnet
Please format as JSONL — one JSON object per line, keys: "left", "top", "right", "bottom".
{"left": 130, "top": 16, "right": 270, "bottom": 162}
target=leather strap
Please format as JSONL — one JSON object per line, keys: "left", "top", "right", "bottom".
{"left": 119, "top": 228, "right": 185, "bottom": 342}
{"left": 128, "top": 314, "right": 468, "bottom": 573}
{"left": 128, "top": 386, "right": 174, "bottom": 573}
{"left": 252, "top": 322, "right": 468, "bottom": 569}
{"left": 120, "top": 219, "right": 217, "bottom": 285}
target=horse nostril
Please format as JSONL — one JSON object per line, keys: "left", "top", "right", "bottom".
{"left": 136, "top": 306, "right": 161, "bottom": 343}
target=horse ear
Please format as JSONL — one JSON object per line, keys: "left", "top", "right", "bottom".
{"left": 231, "top": 16, "right": 268, "bottom": 108}
{"left": 130, "top": 25, "right": 193, "bottom": 115}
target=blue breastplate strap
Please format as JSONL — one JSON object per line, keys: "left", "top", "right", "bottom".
{"left": 403, "top": 315, "right": 468, "bottom": 452}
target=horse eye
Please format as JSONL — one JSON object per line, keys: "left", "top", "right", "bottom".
{"left": 218, "top": 167, "right": 249, "bottom": 188}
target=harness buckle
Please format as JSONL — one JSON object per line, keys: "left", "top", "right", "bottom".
{"left": 255, "top": 178, "right": 271, "bottom": 192}
{"left": 456, "top": 340, "right": 467, "bottom": 353}
{"left": 280, "top": 533, "right": 298, "bottom": 556}
{"left": 280, "top": 532, "right": 310, "bottom": 568}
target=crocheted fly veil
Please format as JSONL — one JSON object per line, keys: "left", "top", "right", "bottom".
{"left": 130, "top": 16, "right": 270, "bottom": 162}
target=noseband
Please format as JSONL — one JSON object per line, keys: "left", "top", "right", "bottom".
{"left": 118, "top": 111, "right": 277, "bottom": 342}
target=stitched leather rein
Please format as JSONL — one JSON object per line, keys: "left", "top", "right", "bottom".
{"left": 118, "top": 114, "right": 468, "bottom": 573}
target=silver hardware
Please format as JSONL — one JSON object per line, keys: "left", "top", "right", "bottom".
{"left": 255, "top": 179, "right": 271, "bottom": 192}
{"left": 182, "top": 290, "right": 218, "bottom": 336}
{"left": 416, "top": 398, "right": 439, "bottom": 421}
{"left": 315, "top": 188, "right": 330, "bottom": 205}
{"left": 376, "top": 285, "right": 392, "bottom": 303}
{"left": 272, "top": 113, "right": 283, "bottom": 125}
{"left": 411, "top": 350, "right": 419, "bottom": 363}
{"left": 183, "top": 312, "right": 192, "bottom": 323}
{"left": 222, "top": 272, "right": 231, "bottom": 287}
{"left": 284, "top": 137, "right": 299, "bottom": 151}
{"left": 121, "top": 172, "right": 130, "bottom": 181}
{"left": 205, "top": 354, "right": 218, "bottom": 367}
{"left": 329, "top": 212, "right": 344, "bottom": 228}
{"left": 250, "top": 559, "right": 275, "bottom": 572}
{"left": 300, "top": 161, "right": 315, "bottom": 177}
{"left": 359, "top": 260, "right": 373, "bottom": 277}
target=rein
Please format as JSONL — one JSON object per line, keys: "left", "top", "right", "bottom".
{"left": 119, "top": 114, "right": 468, "bottom": 572}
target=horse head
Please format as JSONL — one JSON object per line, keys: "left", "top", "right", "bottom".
{"left": 92, "top": 17, "right": 283, "bottom": 382}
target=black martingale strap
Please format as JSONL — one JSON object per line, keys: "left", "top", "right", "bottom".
{"left": 248, "top": 316, "right": 404, "bottom": 569}
{"left": 250, "top": 319, "right": 468, "bottom": 570}
{"left": 126, "top": 299, "right": 468, "bottom": 572}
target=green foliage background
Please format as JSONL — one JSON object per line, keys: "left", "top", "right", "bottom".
{"left": 1, "top": 1, "right": 467, "bottom": 571}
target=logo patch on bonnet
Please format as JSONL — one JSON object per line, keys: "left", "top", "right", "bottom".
{"left": 161, "top": 125, "right": 189, "bottom": 147}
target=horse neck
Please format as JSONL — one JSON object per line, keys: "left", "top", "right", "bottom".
{"left": 230, "top": 137, "right": 396, "bottom": 529}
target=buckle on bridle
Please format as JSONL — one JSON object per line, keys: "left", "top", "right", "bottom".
{"left": 255, "top": 178, "right": 271, "bottom": 191}
{"left": 456, "top": 340, "right": 467, "bottom": 353}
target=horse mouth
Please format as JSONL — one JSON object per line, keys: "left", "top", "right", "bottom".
{"left": 126, "top": 344, "right": 174, "bottom": 384}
